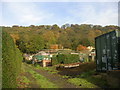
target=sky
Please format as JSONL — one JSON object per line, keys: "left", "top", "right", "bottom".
{"left": 0, "top": 0, "right": 119, "bottom": 27}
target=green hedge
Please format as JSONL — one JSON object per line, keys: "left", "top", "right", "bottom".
{"left": 2, "top": 31, "right": 23, "bottom": 88}
{"left": 52, "top": 55, "right": 59, "bottom": 65}
{"left": 52, "top": 54, "right": 79, "bottom": 65}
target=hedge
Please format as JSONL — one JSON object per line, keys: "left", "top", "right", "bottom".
{"left": 52, "top": 54, "right": 79, "bottom": 65}
{"left": 2, "top": 31, "right": 23, "bottom": 88}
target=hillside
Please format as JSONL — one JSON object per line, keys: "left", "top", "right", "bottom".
{"left": 2, "top": 24, "right": 119, "bottom": 54}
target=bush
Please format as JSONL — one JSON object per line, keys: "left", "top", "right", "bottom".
{"left": 2, "top": 31, "right": 23, "bottom": 88}
{"left": 52, "top": 54, "right": 79, "bottom": 65}
{"left": 51, "top": 55, "right": 59, "bottom": 65}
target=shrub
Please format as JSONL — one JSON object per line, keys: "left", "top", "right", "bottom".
{"left": 51, "top": 55, "right": 59, "bottom": 65}
{"left": 52, "top": 54, "right": 79, "bottom": 65}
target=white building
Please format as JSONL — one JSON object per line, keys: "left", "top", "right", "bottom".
{"left": 87, "top": 46, "right": 95, "bottom": 51}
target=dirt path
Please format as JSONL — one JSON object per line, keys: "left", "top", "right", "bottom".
{"left": 25, "top": 64, "right": 79, "bottom": 88}
{"left": 24, "top": 72, "right": 40, "bottom": 88}
{"left": 18, "top": 63, "right": 80, "bottom": 88}
{"left": 34, "top": 69, "right": 79, "bottom": 88}
{"left": 20, "top": 64, "right": 41, "bottom": 88}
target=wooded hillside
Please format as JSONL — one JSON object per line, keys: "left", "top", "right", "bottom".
{"left": 2, "top": 24, "right": 119, "bottom": 54}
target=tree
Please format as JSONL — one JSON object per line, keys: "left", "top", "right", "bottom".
{"left": 51, "top": 24, "right": 60, "bottom": 30}
{"left": 3, "top": 24, "right": 120, "bottom": 51}
{"left": 93, "top": 25, "right": 103, "bottom": 30}
{"left": 61, "top": 23, "right": 71, "bottom": 29}
{"left": 42, "top": 31, "right": 56, "bottom": 49}
{"left": 25, "top": 35, "right": 44, "bottom": 53}
{"left": 79, "top": 38, "right": 91, "bottom": 47}
{"left": 77, "top": 45, "right": 87, "bottom": 51}
{"left": 16, "top": 33, "right": 45, "bottom": 54}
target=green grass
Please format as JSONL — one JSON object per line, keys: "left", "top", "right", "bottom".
{"left": 78, "top": 70, "right": 95, "bottom": 78}
{"left": 21, "top": 76, "right": 30, "bottom": 84}
{"left": 31, "top": 64, "right": 59, "bottom": 74}
{"left": 79, "top": 70, "right": 108, "bottom": 87}
{"left": 62, "top": 75, "right": 70, "bottom": 79}
{"left": 68, "top": 78, "right": 99, "bottom": 88}
{"left": 28, "top": 69, "right": 58, "bottom": 88}
{"left": 86, "top": 75, "right": 108, "bottom": 88}
{"left": 41, "top": 67, "right": 59, "bottom": 74}
{"left": 21, "top": 63, "right": 26, "bottom": 73}
{"left": 17, "top": 76, "right": 30, "bottom": 88}
{"left": 67, "top": 70, "right": 108, "bottom": 88}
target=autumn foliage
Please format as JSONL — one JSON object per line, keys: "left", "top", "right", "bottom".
{"left": 50, "top": 44, "right": 59, "bottom": 49}
{"left": 77, "top": 45, "right": 87, "bottom": 51}
{"left": 50, "top": 44, "right": 63, "bottom": 49}
{"left": 2, "top": 24, "right": 119, "bottom": 54}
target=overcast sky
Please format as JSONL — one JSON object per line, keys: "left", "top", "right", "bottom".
{"left": 1, "top": 0, "right": 119, "bottom": 26}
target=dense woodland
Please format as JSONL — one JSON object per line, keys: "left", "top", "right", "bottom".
{"left": 2, "top": 24, "right": 119, "bottom": 54}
